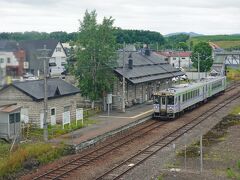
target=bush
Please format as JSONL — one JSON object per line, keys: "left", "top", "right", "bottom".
{"left": 0, "top": 142, "right": 66, "bottom": 179}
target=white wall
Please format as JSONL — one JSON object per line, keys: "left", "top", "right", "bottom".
{"left": 0, "top": 52, "right": 19, "bottom": 69}
{"left": 186, "top": 72, "right": 208, "bottom": 80}
{"left": 169, "top": 57, "right": 192, "bottom": 68}
{"left": 49, "top": 42, "right": 67, "bottom": 76}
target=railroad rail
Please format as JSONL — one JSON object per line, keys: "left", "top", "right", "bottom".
{"left": 33, "top": 120, "right": 167, "bottom": 179}
{"left": 32, "top": 81, "right": 239, "bottom": 180}
{"left": 96, "top": 86, "right": 240, "bottom": 180}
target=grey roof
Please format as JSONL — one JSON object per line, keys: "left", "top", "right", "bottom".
{"left": 114, "top": 50, "right": 184, "bottom": 84}
{"left": 0, "top": 40, "right": 18, "bottom": 52}
{"left": 19, "top": 39, "right": 59, "bottom": 61}
{"left": 11, "top": 78, "right": 80, "bottom": 100}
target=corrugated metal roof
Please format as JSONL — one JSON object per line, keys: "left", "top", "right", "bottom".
{"left": 0, "top": 104, "right": 21, "bottom": 113}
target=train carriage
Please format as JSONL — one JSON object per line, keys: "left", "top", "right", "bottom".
{"left": 153, "top": 76, "right": 226, "bottom": 119}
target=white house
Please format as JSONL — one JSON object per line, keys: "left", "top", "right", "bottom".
{"left": 19, "top": 40, "right": 67, "bottom": 77}
{"left": 157, "top": 51, "right": 192, "bottom": 68}
{"left": 49, "top": 42, "right": 67, "bottom": 76}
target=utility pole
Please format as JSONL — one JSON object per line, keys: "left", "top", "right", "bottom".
{"left": 198, "top": 53, "right": 200, "bottom": 81}
{"left": 178, "top": 51, "right": 181, "bottom": 84}
{"left": 37, "top": 45, "right": 51, "bottom": 142}
{"left": 200, "top": 134, "right": 203, "bottom": 173}
{"left": 122, "top": 42, "right": 126, "bottom": 112}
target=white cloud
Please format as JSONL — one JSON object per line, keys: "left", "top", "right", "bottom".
{"left": 0, "top": 0, "right": 239, "bottom": 34}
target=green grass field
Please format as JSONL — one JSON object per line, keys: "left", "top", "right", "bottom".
{"left": 189, "top": 35, "right": 240, "bottom": 49}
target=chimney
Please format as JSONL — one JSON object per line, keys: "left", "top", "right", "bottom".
{"left": 143, "top": 44, "right": 150, "bottom": 56}
{"left": 128, "top": 53, "right": 133, "bottom": 69}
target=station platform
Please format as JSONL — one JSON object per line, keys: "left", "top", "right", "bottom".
{"left": 50, "top": 103, "right": 153, "bottom": 149}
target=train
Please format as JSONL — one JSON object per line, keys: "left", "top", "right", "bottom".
{"left": 153, "top": 76, "right": 227, "bottom": 119}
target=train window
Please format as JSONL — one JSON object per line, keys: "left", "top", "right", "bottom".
{"left": 167, "top": 96, "right": 174, "bottom": 105}
{"left": 153, "top": 96, "right": 159, "bottom": 104}
{"left": 162, "top": 97, "right": 166, "bottom": 105}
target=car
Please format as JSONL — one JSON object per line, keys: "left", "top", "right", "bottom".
{"left": 180, "top": 74, "right": 188, "bottom": 80}
{"left": 23, "top": 73, "right": 34, "bottom": 78}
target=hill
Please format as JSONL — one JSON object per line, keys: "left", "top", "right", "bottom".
{"left": 189, "top": 34, "right": 240, "bottom": 49}
{"left": 165, "top": 32, "right": 203, "bottom": 37}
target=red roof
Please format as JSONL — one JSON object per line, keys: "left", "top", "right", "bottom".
{"left": 156, "top": 51, "right": 192, "bottom": 58}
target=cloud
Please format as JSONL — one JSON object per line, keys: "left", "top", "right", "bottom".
{"left": 0, "top": 0, "right": 239, "bottom": 34}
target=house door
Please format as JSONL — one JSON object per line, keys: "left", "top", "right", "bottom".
{"left": 50, "top": 108, "right": 56, "bottom": 125}
{"left": 9, "top": 113, "right": 20, "bottom": 137}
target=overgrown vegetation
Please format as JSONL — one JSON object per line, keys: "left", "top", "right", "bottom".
{"left": 226, "top": 161, "right": 240, "bottom": 179}
{"left": 226, "top": 67, "right": 240, "bottom": 81}
{"left": 0, "top": 142, "right": 68, "bottom": 179}
{"left": 177, "top": 114, "right": 240, "bottom": 157}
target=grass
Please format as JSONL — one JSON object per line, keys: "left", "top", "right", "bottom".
{"left": 27, "top": 118, "right": 97, "bottom": 140}
{"left": 213, "top": 41, "right": 240, "bottom": 49}
{"left": 230, "top": 106, "right": 240, "bottom": 115}
{"left": 226, "top": 161, "right": 240, "bottom": 179}
{"left": 0, "top": 142, "right": 67, "bottom": 179}
{"left": 226, "top": 67, "right": 240, "bottom": 81}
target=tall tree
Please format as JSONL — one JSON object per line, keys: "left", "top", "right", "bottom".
{"left": 74, "top": 10, "right": 117, "bottom": 105}
{"left": 191, "top": 42, "right": 213, "bottom": 72}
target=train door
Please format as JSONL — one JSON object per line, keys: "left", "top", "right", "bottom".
{"left": 178, "top": 95, "right": 181, "bottom": 112}
{"left": 203, "top": 86, "right": 205, "bottom": 99}
{"left": 161, "top": 96, "right": 167, "bottom": 114}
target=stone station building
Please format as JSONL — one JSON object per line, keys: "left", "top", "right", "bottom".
{"left": 112, "top": 48, "right": 184, "bottom": 110}
{"left": 0, "top": 78, "right": 80, "bottom": 128}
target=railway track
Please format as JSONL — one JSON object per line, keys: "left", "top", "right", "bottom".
{"left": 33, "top": 119, "right": 167, "bottom": 179}
{"left": 96, "top": 86, "right": 240, "bottom": 180}
{"left": 32, "top": 81, "right": 240, "bottom": 180}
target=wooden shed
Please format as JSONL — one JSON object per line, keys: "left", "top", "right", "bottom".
{"left": 0, "top": 104, "right": 21, "bottom": 141}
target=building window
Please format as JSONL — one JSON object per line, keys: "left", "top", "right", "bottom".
{"left": 181, "top": 57, "right": 186, "bottom": 60}
{"left": 7, "top": 58, "right": 10, "bottom": 63}
{"left": 9, "top": 113, "right": 20, "bottom": 123}
{"left": 64, "top": 106, "right": 70, "bottom": 112}
{"left": 51, "top": 108, "right": 56, "bottom": 116}
{"left": 173, "top": 58, "right": 176, "bottom": 60}
{"left": 0, "top": 58, "right": 4, "bottom": 63}
{"left": 56, "top": 47, "right": 62, "bottom": 52}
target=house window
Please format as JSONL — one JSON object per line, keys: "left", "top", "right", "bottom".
{"left": 56, "top": 47, "right": 62, "bottom": 52}
{"left": 173, "top": 58, "right": 176, "bottom": 60}
{"left": 0, "top": 58, "right": 4, "bottom": 63}
{"left": 182, "top": 57, "right": 186, "bottom": 60}
{"left": 64, "top": 106, "right": 70, "bottom": 112}
{"left": 9, "top": 113, "right": 20, "bottom": 124}
{"left": 7, "top": 58, "right": 10, "bottom": 63}
{"left": 51, "top": 108, "right": 56, "bottom": 116}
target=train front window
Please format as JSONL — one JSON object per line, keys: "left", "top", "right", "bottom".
{"left": 153, "top": 96, "right": 159, "bottom": 104}
{"left": 167, "top": 96, "right": 174, "bottom": 105}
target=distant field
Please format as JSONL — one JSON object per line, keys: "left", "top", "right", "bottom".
{"left": 213, "top": 40, "right": 240, "bottom": 49}
{"left": 189, "top": 35, "right": 240, "bottom": 49}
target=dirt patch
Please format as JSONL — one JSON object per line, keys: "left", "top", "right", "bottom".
{"left": 159, "top": 115, "right": 240, "bottom": 180}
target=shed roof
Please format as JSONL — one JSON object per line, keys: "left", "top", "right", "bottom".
{"left": 7, "top": 78, "right": 80, "bottom": 100}
{"left": 0, "top": 104, "right": 21, "bottom": 113}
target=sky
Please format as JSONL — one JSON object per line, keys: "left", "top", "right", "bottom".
{"left": 0, "top": 0, "right": 240, "bottom": 35}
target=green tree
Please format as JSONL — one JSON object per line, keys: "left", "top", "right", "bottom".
{"left": 191, "top": 42, "right": 213, "bottom": 72}
{"left": 74, "top": 10, "right": 117, "bottom": 105}
{"left": 177, "top": 42, "right": 189, "bottom": 51}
